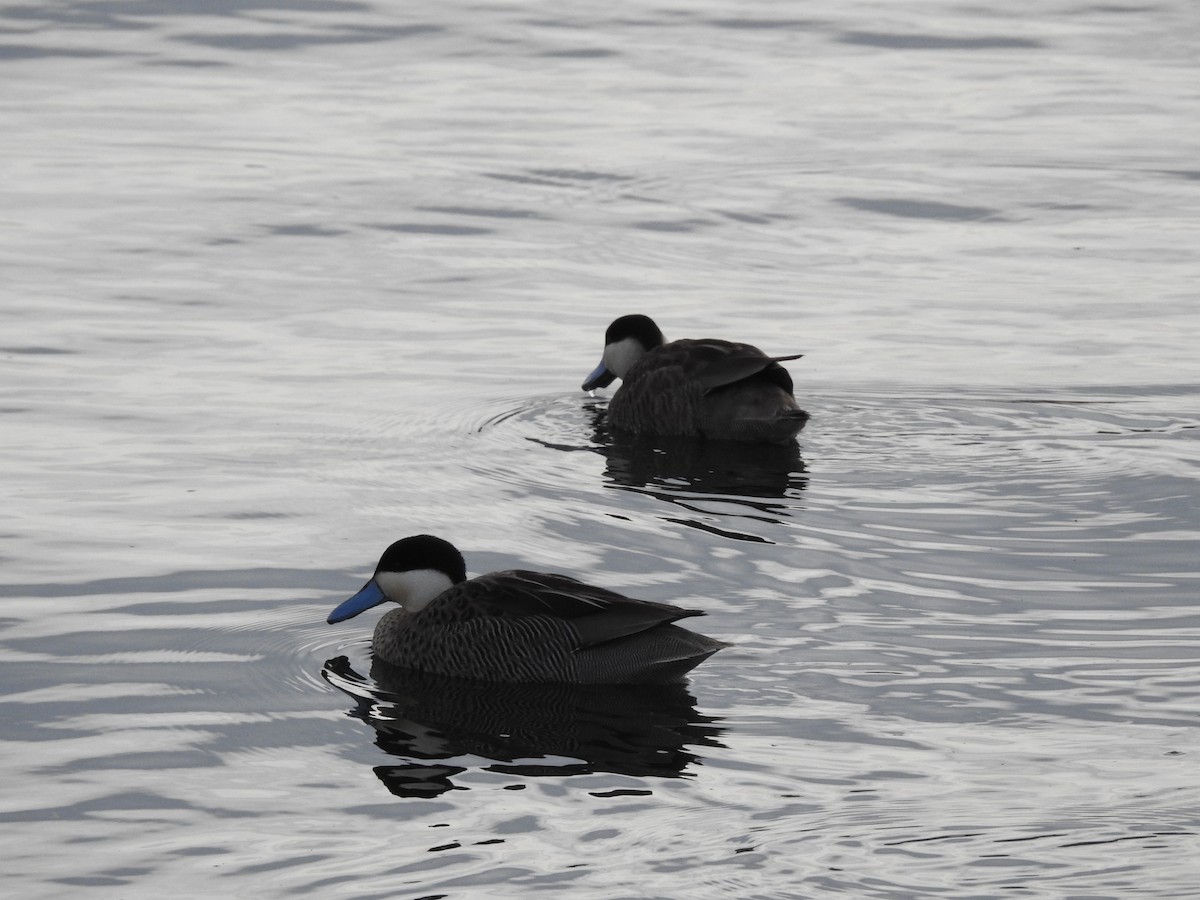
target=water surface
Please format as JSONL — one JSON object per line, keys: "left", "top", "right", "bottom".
{"left": 2, "top": 0, "right": 1199, "bottom": 897}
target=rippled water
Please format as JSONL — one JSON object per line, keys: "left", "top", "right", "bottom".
{"left": 3, "top": 0, "right": 1199, "bottom": 897}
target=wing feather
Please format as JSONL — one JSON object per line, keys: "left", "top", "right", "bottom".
{"left": 427, "top": 570, "right": 706, "bottom": 649}
{"left": 641, "top": 339, "right": 802, "bottom": 394}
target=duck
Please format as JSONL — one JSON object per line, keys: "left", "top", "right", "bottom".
{"left": 326, "top": 534, "right": 726, "bottom": 684}
{"left": 582, "top": 314, "right": 809, "bottom": 444}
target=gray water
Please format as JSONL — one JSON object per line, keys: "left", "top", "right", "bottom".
{"left": 3, "top": 0, "right": 1199, "bottom": 897}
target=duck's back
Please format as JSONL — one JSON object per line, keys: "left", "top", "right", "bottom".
{"left": 609, "top": 338, "right": 807, "bottom": 443}
{"left": 370, "top": 570, "right": 724, "bottom": 684}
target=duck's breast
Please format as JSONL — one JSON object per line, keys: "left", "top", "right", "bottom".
{"left": 609, "top": 352, "right": 706, "bottom": 437}
{"left": 372, "top": 606, "right": 581, "bottom": 681}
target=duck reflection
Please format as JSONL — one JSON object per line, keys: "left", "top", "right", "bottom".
{"left": 322, "top": 656, "right": 724, "bottom": 798}
{"left": 538, "top": 402, "right": 808, "bottom": 500}
{"left": 598, "top": 422, "right": 807, "bottom": 498}
{"left": 571, "top": 403, "right": 808, "bottom": 541}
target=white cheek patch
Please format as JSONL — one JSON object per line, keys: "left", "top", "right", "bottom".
{"left": 604, "top": 337, "right": 644, "bottom": 379}
{"left": 377, "top": 569, "right": 455, "bottom": 612}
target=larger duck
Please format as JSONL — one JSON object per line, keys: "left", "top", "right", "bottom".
{"left": 326, "top": 535, "right": 725, "bottom": 684}
{"left": 582, "top": 314, "right": 809, "bottom": 444}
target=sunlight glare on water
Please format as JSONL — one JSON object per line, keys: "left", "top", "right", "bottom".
{"left": 2, "top": 0, "right": 1199, "bottom": 897}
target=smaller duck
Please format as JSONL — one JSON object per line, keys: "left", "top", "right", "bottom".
{"left": 326, "top": 535, "right": 725, "bottom": 684}
{"left": 582, "top": 314, "right": 809, "bottom": 444}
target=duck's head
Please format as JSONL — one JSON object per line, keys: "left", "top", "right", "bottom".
{"left": 582, "top": 314, "right": 666, "bottom": 390}
{"left": 326, "top": 534, "right": 467, "bottom": 624}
